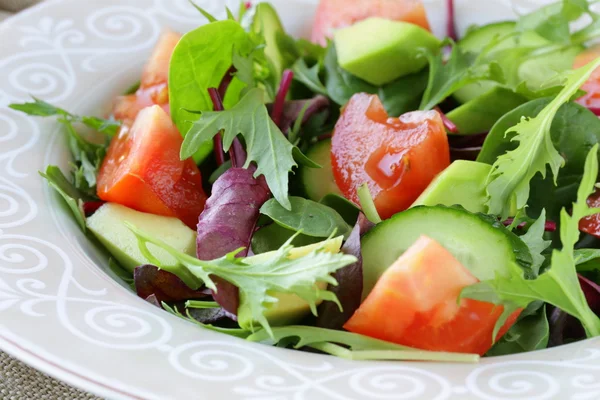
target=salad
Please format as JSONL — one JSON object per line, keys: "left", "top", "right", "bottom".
{"left": 10, "top": 0, "right": 600, "bottom": 362}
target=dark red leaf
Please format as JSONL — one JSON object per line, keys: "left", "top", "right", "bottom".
{"left": 316, "top": 214, "right": 373, "bottom": 329}
{"left": 134, "top": 264, "right": 210, "bottom": 304}
{"left": 196, "top": 168, "right": 271, "bottom": 316}
{"left": 549, "top": 275, "right": 600, "bottom": 346}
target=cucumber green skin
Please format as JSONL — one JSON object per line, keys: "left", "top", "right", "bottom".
{"left": 361, "top": 206, "right": 533, "bottom": 299}
{"left": 300, "top": 139, "right": 343, "bottom": 201}
{"left": 447, "top": 87, "right": 527, "bottom": 135}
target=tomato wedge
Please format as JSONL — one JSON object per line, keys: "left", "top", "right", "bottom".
{"left": 112, "top": 29, "right": 181, "bottom": 123}
{"left": 331, "top": 93, "right": 450, "bottom": 220}
{"left": 579, "top": 188, "right": 600, "bottom": 237}
{"left": 344, "top": 235, "right": 519, "bottom": 355}
{"left": 97, "top": 105, "right": 207, "bottom": 229}
{"left": 573, "top": 45, "right": 600, "bottom": 110}
{"left": 312, "top": 0, "right": 431, "bottom": 46}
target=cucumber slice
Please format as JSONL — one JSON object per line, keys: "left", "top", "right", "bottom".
{"left": 361, "top": 206, "right": 533, "bottom": 298}
{"left": 300, "top": 139, "right": 342, "bottom": 201}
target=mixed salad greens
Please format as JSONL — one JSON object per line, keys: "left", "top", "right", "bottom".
{"left": 12, "top": 0, "right": 600, "bottom": 362}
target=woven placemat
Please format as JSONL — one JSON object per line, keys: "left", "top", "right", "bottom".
{"left": 0, "top": 354, "right": 101, "bottom": 400}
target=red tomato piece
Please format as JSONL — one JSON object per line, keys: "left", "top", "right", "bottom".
{"left": 573, "top": 45, "right": 600, "bottom": 110}
{"left": 331, "top": 93, "right": 450, "bottom": 220}
{"left": 580, "top": 188, "right": 600, "bottom": 237}
{"left": 312, "top": 0, "right": 431, "bottom": 46}
{"left": 97, "top": 105, "right": 207, "bottom": 229}
{"left": 112, "top": 29, "right": 181, "bottom": 123}
{"left": 344, "top": 235, "right": 519, "bottom": 355}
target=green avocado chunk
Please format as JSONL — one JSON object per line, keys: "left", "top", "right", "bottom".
{"left": 447, "top": 87, "right": 527, "bottom": 134}
{"left": 333, "top": 18, "right": 440, "bottom": 86}
{"left": 87, "top": 203, "right": 197, "bottom": 273}
{"left": 300, "top": 139, "right": 342, "bottom": 201}
{"left": 252, "top": 3, "right": 287, "bottom": 78}
{"left": 411, "top": 160, "right": 518, "bottom": 215}
{"left": 411, "top": 160, "right": 492, "bottom": 214}
{"left": 245, "top": 236, "right": 343, "bottom": 326}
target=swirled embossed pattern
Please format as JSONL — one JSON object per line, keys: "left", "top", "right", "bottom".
{"left": 1, "top": 0, "right": 599, "bottom": 399}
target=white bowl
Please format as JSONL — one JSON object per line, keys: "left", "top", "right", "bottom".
{"left": 1, "top": 0, "right": 599, "bottom": 399}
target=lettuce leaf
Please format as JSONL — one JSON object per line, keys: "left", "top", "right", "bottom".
{"left": 464, "top": 145, "right": 600, "bottom": 338}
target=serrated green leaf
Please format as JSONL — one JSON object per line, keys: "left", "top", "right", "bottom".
{"left": 486, "top": 57, "right": 600, "bottom": 219}
{"left": 519, "top": 210, "right": 551, "bottom": 276}
{"left": 292, "top": 58, "right": 328, "bottom": 96}
{"left": 181, "top": 88, "right": 299, "bottom": 209}
{"left": 465, "top": 145, "right": 600, "bottom": 339}
{"left": 419, "top": 43, "right": 505, "bottom": 110}
{"left": 128, "top": 224, "right": 356, "bottom": 336}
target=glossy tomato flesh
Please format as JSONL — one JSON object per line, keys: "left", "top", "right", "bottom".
{"left": 574, "top": 45, "right": 600, "bottom": 110}
{"left": 344, "top": 235, "right": 520, "bottom": 355}
{"left": 311, "top": 0, "right": 431, "bottom": 46}
{"left": 97, "top": 105, "right": 206, "bottom": 229}
{"left": 331, "top": 93, "right": 450, "bottom": 220}
{"left": 580, "top": 188, "right": 600, "bottom": 237}
{"left": 112, "top": 29, "right": 181, "bottom": 123}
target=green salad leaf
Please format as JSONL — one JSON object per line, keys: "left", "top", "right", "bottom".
{"left": 260, "top": 196, "right": 352, "bottom": 238}
{"left": 39, "top": 166, "right": 87, "bottom": 231}
{"left": 487, "top": 303, "right": 549, "bottom": 356}
{"left": 247, "top": 326, "right": 479, "bottom": 362}
{"left": 357, "top": 184, "right": 381, "bottom": 224}
{"left": 251, "top": 224, "right": 320, "bottom": 254}
{"left": 516, "top": 0, "right": 590, "bottom": 44}
{"left": 485, "top": 57, "right": 600, "bottom": 219}
{"left": 181, "top": 88, "right": 300, "bottom": 209}
{"left": 479, "top": 99, "right": 600, "bottom": 220}
{"left": 419, "top": 42, "right": 504, "bottom": 111}
{"left": 319, "top": 194, "right": 360, "bottom": 226}
{"left": 9, "top": 97, "right": 120, "bottom": 136}
{"left": 128, "top": 224, "right": 356, "bottom": 335}
{"left": 464, "top": 145, "right": 600, "bottom": 338}
{"left": 168, "top": 20, "right": 255, "bottom": 135}
{"left": 292, "top": 58, "right": 328, "bottom": 96}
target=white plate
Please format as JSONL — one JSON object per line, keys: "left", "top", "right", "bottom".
{"left": 1, "top": 0, "right": 600, "bottom": 399}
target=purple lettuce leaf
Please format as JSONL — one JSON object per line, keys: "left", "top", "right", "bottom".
{"left": 196, "top": 167, "right": 272, "bottom": 316}
{"left": 549, "top": 275, "right": 600, "bottom": 346}
{"left": 134, "top": 264, "right": 210, "bottom": 304}
{"left": 316, "top": 214, "right": 374, "bottom": 329}
{"left": 268, "top": 95, "right": 330, "bottom": 134}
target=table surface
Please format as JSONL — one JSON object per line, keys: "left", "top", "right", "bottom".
{"left": 0, "top": 8, "right": 103, "bottom": 400}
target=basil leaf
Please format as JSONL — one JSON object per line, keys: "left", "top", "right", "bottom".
{"left": 260, "top": 196, "right": 352, "bottom": 238}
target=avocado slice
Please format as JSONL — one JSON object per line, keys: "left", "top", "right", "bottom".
{"left": 252, "top": 3, "right": 287, "bottom": 79}
{"left": 411, "top": 161, "right": 492, "bottom": 213}
{"left": 333, "top": 18, "right": 439, "bottom": 86}
{"left": 447, "top": 87, "right": 527, "bottom": 135}
{"left": 300, "top": 138, "right": 342, "bottom": 201}
{"left": 87, "top": 203, "right": 197, "bottom": 273}
{"left": 245, "top": 236, "right": 343, "bottom": 326}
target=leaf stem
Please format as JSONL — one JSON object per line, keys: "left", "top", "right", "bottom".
{"left": 272, "top": 69, "right": 294, "bottom": 129}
